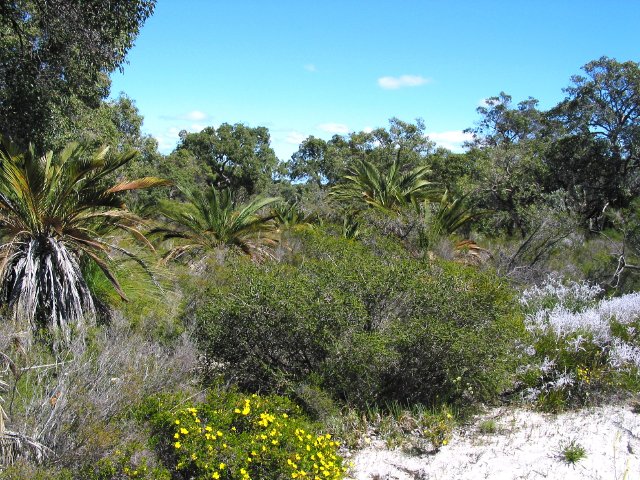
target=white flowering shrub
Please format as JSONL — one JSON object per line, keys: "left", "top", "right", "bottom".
{"left": 518, "top": 276, "right": 640, "bottom": 410}
{"left": 520, "top": 275, "right": 603, "bottom": 314}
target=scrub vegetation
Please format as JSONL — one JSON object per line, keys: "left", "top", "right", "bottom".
{"left": 1, "top": 2, "right": 640, "bottom": 478}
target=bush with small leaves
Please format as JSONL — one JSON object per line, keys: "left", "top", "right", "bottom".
{"left": 145, "top": 390, "right": 346, "bottom": 480}
{"left": 192, "top": 229, "right": 525, "bottom": 408}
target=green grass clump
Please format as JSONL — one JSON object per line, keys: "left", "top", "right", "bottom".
{"left": 560, "top": 439, "right": 587, "bottom": 465}
{"left": 478, "top": 419, "right": 498, "bottom": 434}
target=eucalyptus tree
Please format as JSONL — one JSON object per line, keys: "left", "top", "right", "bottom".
{"left": 0, "top": 0, "right": 156, "bottom": 150}
{"left": 177, "top": 124, "right": 280, "bottom": 196}
{"left": 465, "top": 92, "right": 554, "bottom": 236}
{"left": 288, "top": 118, "right": 435, "bottom": 187}
{"left": 548, "top": 56, "right": 640, "bottom": 223}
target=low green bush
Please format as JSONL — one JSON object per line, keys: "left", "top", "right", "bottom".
{"left": 384, "top": 261, "right": 525, "bottom": 405}
{"left": 0, "top": 463, "right": 73, "bottom": 480}
{"left": 144, "top": 390, "right": 346, "bottom": 480}
{"left": 76, "top": 443, "right": 171, "bottom": 480}
{"left": 192, "top": 230, "right": 525, "bottom": 407}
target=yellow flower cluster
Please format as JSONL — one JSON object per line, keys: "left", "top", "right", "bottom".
{"left": 234, "top": 398, "right": 251, "bottom": 416}
{"left": 168, "top": 394, "right": 346, "bottom": 480}
{"left": 286, "top": 432, "right": 344, "bottom": 479}
{"left": 122, "top": 464, "right": 148, "bottom": 478}
{"left": 419, "top": 407, "right": 455, "bottom": 449}
{"left": 576, "top": 365, "right": 589, "bottom": 383}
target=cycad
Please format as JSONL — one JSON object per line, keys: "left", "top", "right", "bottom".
{"left": 420, "top": 190, "right": 487, "bottom": 254}
{"left": 272, "top": 201, "right": 315, "bottom": 231}
{"left": 429, "top": 190, "right": 483, "bottom": 237}
{"left": 0, "top": 139, "right": 168, "bottom": 345}
{"left": 330, "top": 157, "right": 438, "bottom": 214}
{"left": 154, "top": 187, "right": 281, "bottom": 261}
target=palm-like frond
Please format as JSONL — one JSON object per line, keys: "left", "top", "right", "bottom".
{"left": 330, "top": 157, "right": 439, "bottom": 214}
{"left": 0, "top": 137, "right": 168, "bottom": 346}
{"left": 154, "top": 187, "right": 282, "bottom": 261}
{"left": 272, "top": 202, "right": 315, "bottom": 231}
{"left": 454, "top": 239, "right": 492, "bottom": 266}
{"left": 341, "top": 213, "right": 361, "bottom": 240}
{"left": 430, "top": 190, "right": 486, "bottom": 236}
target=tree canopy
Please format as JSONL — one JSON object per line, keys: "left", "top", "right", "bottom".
{"left": 288, "top": 118, "right": 434, "bottom": 187}
{"left": 177, "top": 123, "right": 280, "bottom": 196}
{"left": 0, "top": 0, "right": 156, "bottom": 150}
{"left": 548, "top": 57, "right": 640, "bottom": 219}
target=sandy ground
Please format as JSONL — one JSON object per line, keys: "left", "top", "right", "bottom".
{"left": 346, "top": 402, "right": 640, "bottom": 480}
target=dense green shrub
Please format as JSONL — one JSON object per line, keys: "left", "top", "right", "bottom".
{"left": 76, "top": 443, "right": 171, "bottom": 480}
{"left": 192, "top": 230, "right": 525, "bottom": 407}
{"left": 144, "top": 390, "right": 346, "bottom": 480}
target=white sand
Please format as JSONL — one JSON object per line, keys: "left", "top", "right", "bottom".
{"left": 346, "top": 403, "right": 640, "bottom": 480}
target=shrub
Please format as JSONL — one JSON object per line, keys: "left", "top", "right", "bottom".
{"left": 0, "top": 313, "right": 198, "bottom": 473}
{"left": 351, "top": 404, "right": 455, "bottom": 452}
{"left": 76, "top": 443, "right": 171, "bottom": 480}
{"left": 192, "top": 230, "right": 525, "bottom": 407}
{"left": 146, "top": 390, "right": 346, "bottom": 480}
{"left": 382, "top": 261, "right": 525, "bottom": 405}
{"left": 518, "top": 276, "right": 640, "bottom": 410}
{"left": 0, "top": 462, "right": 73, "bottom": 480}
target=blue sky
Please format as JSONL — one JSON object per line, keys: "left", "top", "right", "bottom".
{"left": 110, "top": 0, "right": 640, "bottom": 160}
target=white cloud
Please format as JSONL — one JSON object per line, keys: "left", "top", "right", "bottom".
{"left": 190, "top": 123, "right": 206, "bottom": 132}
{"left": 426, "top": 130, "right": 473, "bottom": 152}
{"left": 304, "top": 64, "right": 317, "bottom": 72}
{"left": 160, "top": 110, "right": 211, "bottom": 122}
{"left": 285, "top": 131, "right": 307, "bottom": 145}
{"left": 377, "top": 75, "right": 431, "bottom": 90}
{"left": 183, "top": 110, "right": 208, "bottom": 121}
{"left": 317, "top": 123, "right": 349, "bottom": 134}
{"left": 363, "top": 126, "right": 373, "bottom": 134}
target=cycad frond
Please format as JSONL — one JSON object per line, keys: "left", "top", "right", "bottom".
{"left": 331, "top": 158, "right": 439, "bottom": 214}
{"left": 155, "top": 187, "right": 281, "bottom": 261}
{"left": 272, "top": 202, "right": 315, "bottom": 230}
{"left": 431, "top": 190, "right": 486, "bottom": 236}
{"left": 0, "top": 137, "right": 166, "bottom": 347}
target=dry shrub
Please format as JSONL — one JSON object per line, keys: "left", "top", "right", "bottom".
{"left": 0, "top": 312, "right": 199, "bottom": 470}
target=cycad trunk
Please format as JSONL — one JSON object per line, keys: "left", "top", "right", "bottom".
{"left": 2, "top": 237, "right": 95, "bottom": 347}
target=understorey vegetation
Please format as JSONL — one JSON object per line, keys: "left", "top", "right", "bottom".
{"left": 1, "top": 4, "right": 640, "bottom": 477}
